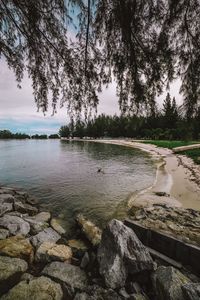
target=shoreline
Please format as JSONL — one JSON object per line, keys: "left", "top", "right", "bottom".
{"left": 85, "top": 139, "right": 200, "bottom": 211}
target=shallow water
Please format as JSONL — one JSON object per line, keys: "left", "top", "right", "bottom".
{"left": 0, "top": 140, "right": 156, "bottom": 233}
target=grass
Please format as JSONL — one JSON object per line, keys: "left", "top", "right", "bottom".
{"left": 178, "top": 148, "right": 200, "bottom": 165}
{"left": 141, "top": 140, "right": 200, "bottom": 149}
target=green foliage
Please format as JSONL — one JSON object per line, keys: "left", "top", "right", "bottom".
{"left": 0, "top": 130, "right": 30, "bottom": 139}
{"left": 49, "top": 134, "right": 60, "bottom": 139}
{"left": 31, "top": 134, "right": 47, "bottom": 139}
{"left": 180, "top": 149, "right": 200, "bottom": 165}
{"left": 59, "top": 125, "right": 70, "bottom": 138}
{"left": 1, "top": 1, "right": 200, "bottom": 117}
{"left": 142, "top": 140, "right": 199, "bottom": 149}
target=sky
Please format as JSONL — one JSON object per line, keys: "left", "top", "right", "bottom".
{"left": 0, "top": 59, "right": 183, "bottom": 135}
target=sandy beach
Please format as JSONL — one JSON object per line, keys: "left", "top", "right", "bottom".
{"left": 89, "top": 139, "right": 200, "bottom": 211}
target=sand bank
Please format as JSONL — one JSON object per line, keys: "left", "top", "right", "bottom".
{"left": 88, "top": 139, "right": 200, "bottom": 210}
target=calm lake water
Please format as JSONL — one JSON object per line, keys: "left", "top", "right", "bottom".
{"left": 0, "top": 140, "right": 156, "bottom": 234}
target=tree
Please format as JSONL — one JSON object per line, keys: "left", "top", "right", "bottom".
{"left": 1, "top": 1, "right": 200, "bottom": 117}
{"left": 49, "top": 134, "right": 60, "bottom": 139}
{"left": 59, "top": 125, "right": 70, "bottom": 138}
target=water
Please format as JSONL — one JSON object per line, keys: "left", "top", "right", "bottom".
{"left": 0, "top": 140, "right": 156, "bottom": 233}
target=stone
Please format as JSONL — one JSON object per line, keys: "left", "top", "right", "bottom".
{"left": 24, "top": 216, "right": 49, "bottom": 235}
{"left": 14, "top": 201, "right": 38, "bottom": 216}
{"left": 119, "top": 288, "right": 130, "bottom": 298}
{"left": 153, "top": 266, "right": 190, "bottom": 300}
{"left": 0, "top": 235, "right": 34, "bottom": 262}
{"left": 20, "top": 273, "right": 34, "bottom": 281}
{"left": 33, "top": 212, "right": 51, "bottom": 223}
{"left": 50, "top": 218, "right": 66, "bottom": 235}
{"left": 0, "top": 194, "right": 15, "bottom": 216}
{"left": 0, "top": 215, "right": 30, "bottom": 236}
{"left": 98, "top": 219, "right": 154, "bottom": 289}
{"left": 74, "top": 285, "right": 122, "bottom": 300}
{"left": 182, "top": 283, "right": 200, "bottom": 300}
{"left": 1, "top": 276, "right": 63, "bottom": 300}
{"left": 129, "top": 294, "right": 148, "bottom": 300}
{"left": 67, "top": 239, "right": 88, "bottom": 251}
{"left": 42, "top": 261, "right": 88, "bottom": 291}
{"left": 0, "top": 188, "right": 16, "bottom": 196}
{"left": 0, "top": 228, "right": 9, "bottom": 240}
{"left": 76, "top": 214, "right": 102, "bottom": 246}
{"left": 35, "top": 242, "right": 72, "bottom": 263}
{"left": 80, "top": 252, "right": 90, "bottom": 269}
{"left": 0, "top": 256, "right": 27, "bottom": 283}
{"left": 30, "top": 228, "right": 61, "bottom": 247}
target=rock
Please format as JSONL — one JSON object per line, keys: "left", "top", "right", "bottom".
{"left": 80, "top": 252, "right": 90, "bottom": 269}
{"left": 24, "top": 216, "right": 49, "bottom": 235}
{"left": 33, "top": 212, "right": 51, "bottom": 223}
{"left": 35, "top": 242, "right": 72, "bottom": 263}
{"left": 42, "top": 261, "right": 88, "bottom": 291}
{"left": 182, "top": 283, "right": 200, "bottom": 300}
{"left": 119, "top": 288, "right": 130, "bottom": 298}
{"left": 76, "top": 214, "right": 102, "bottom": 246}
{"left": 0, "top": 215, "right": 30, "bottom": 236}
{"left": 14, "top": 200, "right": 38, "bottom": 216}
{"left": 126, "top": 282, "right": 142, "bottom": 294}
{"left": 1, "top": 276, "right": 63, "bottom": 300}
{"left": 15, "top": 190, "right": 29, "bottom": 200}
{"left": 67, "top": 239, "right": 88, "bottom": 251}
{"left": 30, "top": 228, "right": 61, "bottom": 247}
{"left": 0, "top": 256, "right": 27, "bottom": 294}
{"left": 153, "top": 266, "right": 190, "bottom": 300}
{"left": 20, "top": 273, "right": 34, "bottom": 281}
{"left": 129, "top": 294, "right": 148, "bottom": 300}
{"left": 50, "top": 218, "right": 66, "bottom": 235}
{"left": 74, "top": 285, "right": 122, "bottom": 300}
{"left": 0, "top": 228, "right": 9, "bottom": 240}
{"left": 0, "top": 235, "right": 34, "bottom": 262}
{"left": 0, "top": 194, "right": 15, "bottom": 216}
{"left": 0, "top": 188, "right": 16, "bottom": 196}
{"left": 98, "top": 219, "right": 154, "bottom": 289}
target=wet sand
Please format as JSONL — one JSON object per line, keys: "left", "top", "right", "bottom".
{"left": 88, "top": 139, "right": 200, "bottom": 210}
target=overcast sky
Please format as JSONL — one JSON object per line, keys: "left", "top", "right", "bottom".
{"left": 0, "top": 59, "right": 182, "bottom": 134}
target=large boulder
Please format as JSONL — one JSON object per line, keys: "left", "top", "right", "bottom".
{"left": 35, "top": 242, "right": 72, "bottom": 263}
{"left": 42, "top": 261, "right": 88, "bottom": 292}
{"left": 76, "top": 214, "right": 102, "bottom": 246}
{"left": 24, "top": 216, "right": 49, "bottom": 235}
{"left": 97, "top": 219, "right": 154, "bottom": 289}
{"left": 0, "top": 235, "right": 34, "bottom": 262}
{"left": 0, "top": 215, "right": 30, "bottom": 236}
{"left": 30, "top": 228, "right": 61, "bottom": 247}
{"left": 0, "top": 256, "right": 27, "bottom": 295}
{"left": 153, "top": 266, "right": 190, "bottom": 300}
{"left": 0, "top": 228, "right": 9, "bottom": 240}
{"left": 182, "top": 283, "right": 200, "bottom": 300}
{"left": 14, "top": 200, "right": 38, "bottom": 216}
{"left": 1, "top": 276, "right": 63, "bottom": 300}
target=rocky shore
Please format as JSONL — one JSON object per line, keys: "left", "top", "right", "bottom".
{"left": 0, "top": 186, "right": 199, "bottom": 300}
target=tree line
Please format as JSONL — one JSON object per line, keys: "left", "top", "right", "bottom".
{"left": 0, "top": 131, "right": 59, "bottom": 140}
{"left": 59, "top": 93, "right": 200, "bottom": 141}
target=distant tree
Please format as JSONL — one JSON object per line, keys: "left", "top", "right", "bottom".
{"left": 31, "top": 134, "right": 47, "bottom": 139}
{"left": 49, "top": 134, "right": 60, "bottom": 139}
{"left": 59, "top": 126, "right": 70, "bottom": 138}
{"left": 73, "top": 121, "right": 85, "bottom": 138}
{"left": 13, "top": 133, "right": 30, "bottom": 139}
{"left": 0, "top": 130, "right": 13, "bottom": 139}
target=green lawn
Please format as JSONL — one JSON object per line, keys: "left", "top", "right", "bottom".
{"left": 141, "top": 140, "right": 200, "bottom": 149}
{"left": 178, "top": 148, "right": 200, "bottom": 165}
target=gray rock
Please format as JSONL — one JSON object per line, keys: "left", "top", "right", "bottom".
{"left": 129, "top": 294, "right": 148, "bottom": 300}
{"left": 24, "top": 216, "right": 49, "bottom": 235}
{"left": 20, "top": 273, "right": 34, "bottom": 281}
{"left": 74, "top": 285, "right": 122, "bottom": 300}
{"left": 153, "top": 266, "right": 190, "bottom": 300}
{"left": 119, "top": 288, "right": 129, "bottom": 298}
{"left": 80, "top": 252, "right": 90, "bottom": 269}
{"left": 182, "top": 283, "right": 200, "bottom": 300}
{"left": 33, "top": 212, "right": 51, "bottom": 223}
{"left": 1, "top": 276, "right": 63, "bottom": 300}
{"left": 30, "top": 227, "right": 61, "bottom": 247}
{"left": 0, "top": 228, "right": 9, "bottom": 240}
{"left": 14, "top": 201, "right": 38, "bottom": 216}
{"left": 0, "top": 215, "right": 30, "bottom": 236}
{"left": 97, "top": 219, "right": 154, "bottom": 289}
{"left": 0, "top": 256, "right": 28, "bottom": 283}
{"left": 42, "top": 261, "right": 88, "bottom": 291}
{"left": 0, "top": 188, "right": 16, "bottom": 196}
{"left": 0, "top": 194, "right": 15, "bottom": 216}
